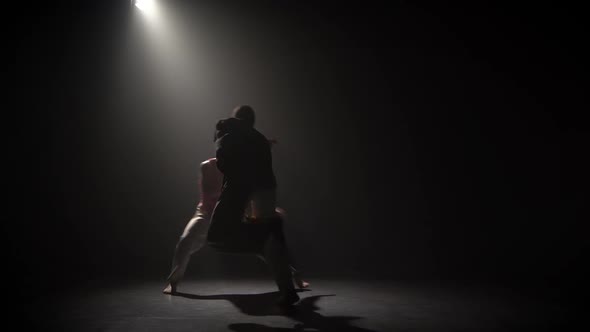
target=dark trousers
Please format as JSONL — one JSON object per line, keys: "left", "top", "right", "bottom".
{"left": 207, "top": 184, "right": 295, "bottom": 294}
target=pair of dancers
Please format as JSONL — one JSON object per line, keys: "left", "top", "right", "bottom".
{"left": 163, "top": 106, "right": 308, "bottom": 306}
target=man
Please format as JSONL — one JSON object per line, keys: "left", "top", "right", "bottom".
{"left": 207, "top": 106, "right": 300, "bottom": 305}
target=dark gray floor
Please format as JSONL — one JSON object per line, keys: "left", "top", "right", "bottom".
{"left": 32, "top": 278, "right": 571, "bottom": 331}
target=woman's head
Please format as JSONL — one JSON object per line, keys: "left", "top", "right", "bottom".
{"left": 214, "top": 117, "right": 245, "bottom": 141}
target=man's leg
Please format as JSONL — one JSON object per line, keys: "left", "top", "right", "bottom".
{"left": 253, "top": 254, "right": 308, "bottom": 289}
{"left": 208, "top": 185, "right": 298, "bottom": 304}
{"left": 260, "top": 219, "right": 299, "bottom": 305}
{"left": 271, "top": 208, "right": 310, "bottom": 288}
{"left": 249, "top": 190, "right": 305, "bottom": 298}
{"left": 163, "top": 212, "right": 210, "bottom": 294}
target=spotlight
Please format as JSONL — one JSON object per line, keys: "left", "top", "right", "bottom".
{"left": 132, "top": 0, "right": 157, "bottom": 16}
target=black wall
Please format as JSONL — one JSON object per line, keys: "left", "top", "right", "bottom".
{"left": 6, "top": 0, "right": 587, "bottom": 300}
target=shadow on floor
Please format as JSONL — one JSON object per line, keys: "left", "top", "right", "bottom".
{"left": 176, "top": 290, "right": 379, "bottom": 332}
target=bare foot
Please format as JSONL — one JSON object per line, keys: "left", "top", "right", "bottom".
{"left": 162, "top": 283, "right": 177, "bottom": 295}
{"left": 293, "top": 276, "right": 310, "bottom": 289}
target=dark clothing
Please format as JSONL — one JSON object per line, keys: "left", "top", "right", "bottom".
{"left": 207, "top": 126, "right": 276, "bottom": 245}
{"left": 206, "top": 122, "right": 294, "bottom": 295}
{"left": 215, "top": 127, "right": 276, "bottom": 191}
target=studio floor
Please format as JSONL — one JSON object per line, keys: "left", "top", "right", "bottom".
{"left": 30, "top": 278, "right": 572, "bottom": 331}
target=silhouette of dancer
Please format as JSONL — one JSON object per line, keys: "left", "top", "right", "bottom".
{"left": 206, "top": 106, "right": 301, "bottom": 305}
{"left": 163, "top": 106, "right": 308, "bottom": 302}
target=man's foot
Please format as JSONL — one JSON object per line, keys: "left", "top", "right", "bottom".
{"left": 295, "top": 278, "right": 310, "bottom": 289}
{"left": 293, "top": 272, "right": 310, "bottom": 289}
{"left": 277, "top": 291, "right": 300, "bottom": 306}
{"left": 162, "top": 282, "right": 177, "bottom": 295}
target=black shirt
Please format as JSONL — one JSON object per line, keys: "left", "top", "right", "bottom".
{"left": 215, "top": 126, "right": 277, "bottom": 191}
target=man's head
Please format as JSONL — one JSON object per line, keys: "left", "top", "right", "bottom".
{"left": 232, "top": 105, "right": 255, "bottom": 128}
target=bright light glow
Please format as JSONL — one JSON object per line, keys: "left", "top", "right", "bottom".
{"left": 134, "top": 0, "right": 158, "bottom": 17}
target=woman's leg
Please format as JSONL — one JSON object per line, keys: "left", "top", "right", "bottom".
{"left": 163, "top": 212, "right": 210, "bottom": 294}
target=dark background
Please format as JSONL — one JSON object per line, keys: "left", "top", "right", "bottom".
{"left": 5, "top": 0, "right": 587, "bottom": 310}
